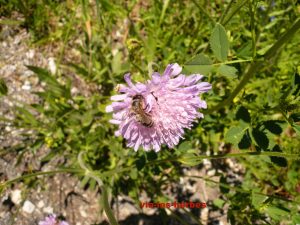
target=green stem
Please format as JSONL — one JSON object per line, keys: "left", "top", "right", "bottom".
{"left": 191, "top": 0, "right": 215, "bottom": 25}
{"left": 2, "top": 151, "right": 298, "bottom": 191}
{"left": 159, "top": 0, "right": 170, "bottom": 26}
{"left": 221, "top": 0, "right": 248, "bottom": 26}
{"left": 78, "top": 152, "right": 119, "bottom": 225}
{"left": 208, "top": 18, "right": 300, "bottom": 113}
{"left": 212, "top": 59, "right": 253, "bottom": 66}
{"left": 101, "top": 185, "right": 119, "bottom": 225}
{"left": 219, "top": 0, "right": 235, "bottom": 24}
{"left": 0, "top": 168, "right": 82, "bottom": 190}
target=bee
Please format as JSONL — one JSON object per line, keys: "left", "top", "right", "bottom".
{"left": 131, "top": 94, "right": 154, "bottom": 127}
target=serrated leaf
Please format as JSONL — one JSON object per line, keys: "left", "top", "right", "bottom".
{"left": 252, "top": 128, "right": 269, "bottom": 150}
{"left": 236, "top": 106, "right": 251, "bottom": 123}
{"left": 184, "top": 53, "right": 213, "bottom": 75}
{"left": 263, "top": 120, "right": 283, "bottom": 135}
{"left": 210, "top": 23, "right": 229, "bottom": 61}
{"left": 218, "top": 65, "right": 238, "bottom": 78}
{"left": 0, "top": 78, "right": 8, "bottom": 96}
{"left": 270, "top": 145, "right": 287, "bottom": 167}
{"left": 224, "top": 126, "right": 246, "bottom": 145}
{"left": 238, "top": 130, "right": 252, "bottom": 149}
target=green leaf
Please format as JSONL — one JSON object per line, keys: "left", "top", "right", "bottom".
{"left": 251, "top": 191, "right": 268, "bottom": 210}
{"left": 252, "top": 128, "right": 269, "bottom": 150}
{"left": 111, "top": 51, "right": 123, "bottom": 74}
{"left": 270, "top": 145, "right": 287, "bottom": 167}
{"left": 236, "top": 106, "right": 251, "bottom": 123}
{"left": 135, "top": 155, "right": 146, "bottom": 170}
{"left": 292, "top": 124, "right": 300, "bottom": 136}
{"left": 264, "top": 205, "right": 290, "bottom": 221}
{"left": 130, "top": 168, "right": 138, "bottom": 180}
{"left": 213, "top": 198, "right": 225, "bottom": 208}
{"left": 224, "top": 126, "right": 246, "bottom": 145}
{"left": 15, "top": 106, "right": 39, "bottom": 126}
{"left": 184, "top": 53, "right": 213, "bottom": 75}
{"left": 26, "top": 65, "right": 69, "bottom": 98}
{"left": 238, "top": 130, "right": 252, "bottom": 149}
{"left": 218, "top": 65, "right": 238, "bottom": 78}
{"left": 0, "top": 78, "right": 8, "bottom": 96}
{"left": 219, "top": 175, "right": 229, "bottom": 193}
{"left": 236, "top": 41, "right": 252, "bottom": 59}
{"left": 292, "top": 214, "right": 300, "bottom": 224}
{"left": 263, "top": 120, "right": 283, "bottom": 135}
{"left": 177, "top": 141, "right": 193, "bottom": 152}
{"left": 290, "top": 113, "right": 300, "bottom": 122}
{"left": 178, "top": 152, "right": 202, "bottom": 166}
{"left": 210, "top": 23, "right": 229, "bottom": 61}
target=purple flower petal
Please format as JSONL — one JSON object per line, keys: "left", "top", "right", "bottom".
{"left": 106, "top": 63, "right": 212, "bottom": 151}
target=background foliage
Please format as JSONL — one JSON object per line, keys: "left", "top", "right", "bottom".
{"left": 1, "top": 0, "right": 300, "bottom": 224}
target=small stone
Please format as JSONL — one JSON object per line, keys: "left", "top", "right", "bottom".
{"left": 207, "top": 169, "right": 216, "bottom": 176}
{"left": 48, "top": 57, "right": 57, "bottom": 75}
{"left": 21, "top": 80, "right": 31, "bottom": 90}
{"left": 22, "top": 200, "right": 35, "bottom": 214}
{"left": 43, "top": 206, "right": 53, "bottom": 214}
{"left": 11, "top": 189, "right": 22, "bottom": 205}
{"left": 37, "top": 200, "right": 45, "bottom": 208}
{"left": 79, "top": 206, "right": 87, "bottom": 218}
{"left": 26, "top": 49, "right": 35, "bottom": 59}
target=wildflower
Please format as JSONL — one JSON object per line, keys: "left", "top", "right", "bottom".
{"left": 106, "top": 63, "right": 211, "bottom": 151}
{"left": 38, "top": 214, "right": 69, "bottom": 225}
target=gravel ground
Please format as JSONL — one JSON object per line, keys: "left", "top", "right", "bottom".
{"left": 0, "top": 22, "right": 243, "bottom": 225}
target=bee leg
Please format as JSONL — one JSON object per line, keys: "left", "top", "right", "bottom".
{"left": 151, "top": 92, "right": 158, "bottom": 102}
{"left": 144, "top": 103, "right": 151, "bottom": 112}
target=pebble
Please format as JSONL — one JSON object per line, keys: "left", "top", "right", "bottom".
{"left": 37, "top": 200, "right": 45, "bottom": 208}
{"left": 48, "top": 57, "right": 57, "bottom": 75}
{"left": 11, "top": 189, "right": 22, "bottom": 205}
{"left": 79, "top": 206, "right": 87, "bottom": 217}
{"left": 207, "top": 169, "right": 216, "bottom": 176}
{"left": 21, "top": 80, "right": 31, "bottom": 90}
{"left": 22, "top": 200, "right": 35, "bottom": 214}
{"left": 43, "top": 206, "right": 53, "bottom": 214}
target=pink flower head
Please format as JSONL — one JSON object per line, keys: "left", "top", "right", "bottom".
{"left": 106, "top": 63, "right": 212, "bottom": 152}
{"left": 38, "top": 214, "right": 69, "bottom": 225}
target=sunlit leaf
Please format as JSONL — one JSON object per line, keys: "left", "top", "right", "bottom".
{"left": 252, "top": 128, "right": 269, "bottom": 150}
{"left": 184, "top": 53, "right": 213, "bottom": 75}
{"left": 210, "top": 23, "right": 229, "bottom": 61}
{"left": 224, "top": 126, "right": 246, "bottom": 145}
{"left": 218, "top": 65, "right": 238, "bottom": 78}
